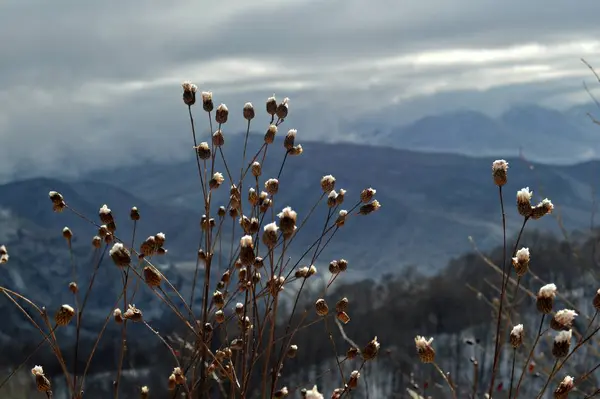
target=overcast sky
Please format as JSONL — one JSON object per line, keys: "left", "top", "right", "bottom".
{"left": 1, "top": 0, "right": 600, "bottom": 179}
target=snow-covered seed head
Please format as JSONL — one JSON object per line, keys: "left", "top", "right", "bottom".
{"left": 141, "top": 386, "right": 150, "bottom": 399}
{"left": 327, "top": 190, "right": 338, "bottom": 208}
{"left": 278, "top": 206, "right": 297, "bottom": 239}
{"left": 99, "top": 204, "right": 114, "bottom": 224}
{"left": 360, "top": 188, "right": 376, "bottom": 203}
{"left": 284, "top": 129, "right": 297, "bottom": 150}
{"left": 537, "top": 283, "right": 557, "bottom": 314}
{"left": 251, "top": 162, "right": 262, "bottom": 177}
{"left": 315, "top": 299, "right": 329, "bottom": 316}
{"left": 532, "top": 198, "right": 554, "bottom": 220}
{"left": 113, "top": 308, "right": 123, "bottom": 323}
{"left": 554, "top": 375, "right": 574, "bottom": 398}
{"left": 492, "top": 159, "right": 509, "bottom": 186}
{"left": 262, "top": 222, "right": 279, "bottom": 248}
{"left": 109, "top": 243, "right": 131, "bottom": 267}
{"left": 243, "top": 102, "right": 255, "bottom": 120}
{"left": 212, "top": 129, "right": 225, "bottom": 147}
{"left": 303, "top": 385, "right": 324, "bottom": 399}
{"left": 195, "top": 142, "right": 211, "bottom": 160}
{"left": 276, "top": 97, "right": 289, "bottom": 120}
{"left": 215, "top": 103, "right": 229, "bottom": 124}
{"left": 265, "top": 178, "right": 279, "bottom": 195}
{"left": 359, "top": 200, "right": 381, "bottom": 215}
{"left": 266, "top": 95, "right": 277, "bottom": 116}
{"left": 239, "top": 235, "right": 255, "bottom": 265}
{"left": 31, "top": 365, "right": 51, "bottom": 392}
{"left": 264, "top": 124, "right": 277, "bottom": 144}
{"left": 130, "top": 206, "right": 140, "bottom": 221}
{"left": 210, "top": 172, "right": 225, "bottom": 189}
{"left": 123, "top": 304, "right": 143, "bottom": 322}
{"left": 290, "top": 144, "right": 303, "bottom": 156}
{"left": 363, "top": 336, "right": 381, "bottom": 361}
{"left": 336, "top": 210, "right": 348, "bottom": 227}
{"left": 414, "top": 336, "right": 435, "bottom": 363}
{"left": 348, "top": 370, "right": 361, "bottom": 389}
{"left": 182, "top": 81, "right": 197, "bottom": 106}
{"left": 320, "top": 175, "right": 336, "bottom": 193}
{"left": 510, "top": 324, "right": 524, "bottom": 348}
{"left": 551, "top": 309, "right": 578, "bottom": 331}
{"left": 512, "top": 247, "right": 530, "bottom": 277}
{"left": 55, "top": 304, "right": 75, "bottom": 326}
{"left": 516, "top": 187, "right": 533, "bottom": 217}
{"left": 552, "top": 330, "right": 572, "bottom": 358}
{"left": 201, "top": 91, "right": 213, "bottom": 112}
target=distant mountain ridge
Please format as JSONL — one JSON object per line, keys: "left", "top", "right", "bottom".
{"left": 367, "top": 103, "right": 600, "bottom": 164}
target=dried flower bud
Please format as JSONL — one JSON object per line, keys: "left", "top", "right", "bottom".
{"left": 359, "top": 200, "right": 381, "bottom": 215}
{"left": 278, "top": 206, "right": 297, "bottom": 239}
{"left": 215, "top": 309, "right": 225, "bottom": 323}
{"left": 182, "top": 81, "right": 197, "bottom": 106}
{"left": 492, "top": 160, "right": 509, "bottom": 186}
{"left": 551, "top": 309, "right": 578, "bottom": 331}
{"left": 347, "top": 347, "right": 359, "bottom": 359}
{"left": 552, "top": 330, "right": 572, "bottom": 358}
{"left": 251, "top": 162, "right": 262, "bottom": 177}
{"left": 240, "top": 235, "right": 255, "bottom": 265}
{"left": 55, "top": 304, "right": 75, "bottom": 326}
{"left": 274, "top": 386, "right": 289, "bottom": 398}
{"left": 510, "top": 324, "right": 524, "bottom": 348}
{"left": 114, "top": 308, "right": 123, "bottom": 323}
{"left": 168, "top": 374, "right": 177, "bottom": 390}
{"left": 212, "top": 129, "right": 225, "bottom": 147}
{"left": 266, "top": 95, "right": 277, "bottom": 116}
{"left": 62, "top": 227, "right": 73, "bottom": 240}
{"left": 172, "top": 367, "right": 186, "bottom": 385}
{"left": 276, "top": 97, "right": 289, "bottom": 120}
{"left": 210, "top": 172, "right": 225, "bottom": 189}
{"left": 130, "top": 206, "right": 140, "bottom": 221}
{"left": 99, "top": 204, "right": 114, "bottom": 225}
{"left": 123, "top": 304, "right": 143, "bottom": 322}
{"left": 289, "top": 144, "right": 303, "bottom": 156}
{"left": 363, "top": 336, "right": 381, "bottom": 361}
{"left": 414, "top": 336, "right": 434, "bottom": 363}
{"left": 110, "top": 243, "right": 131, "bottom": 267}
{"left": 512, "top": 247, "right": 530, "bottom": 277}
{"left": 360, "top": 188, "right": 376, "bottom": 203}
{"left": 348, "top": 370, "right": 360, "bottom": 390}
{"left": 329, "top": 260, "right": 340, "bottom": 274}
{"left": 31, "top": 366, "right": 51, "bottom": 392}
{"left": 287, "top": 344, "right": 298, "bottom": 358}
{"left": 336, "top": 298, "right": 349, "bottom": 313}
{"left": 243, "top": 102, "right": 255, "bottom": 120}
{"left": 69, "top": 282, "right": 78, "bottom": 294}
{"left": 337, "top": 311, "right": 350, "bottom": 324}
{"left": 254, "top": 256, "right": 264, "bottom": 268}
{"left": 140, "top": 386, "right": 149, "bottom": 399}
{"left": 537, "top": 283, "right": 557, "bottom": 314}
{"left": 336, "top": 188, "right": 346, "bottom": 205}
{"left": 143, "top": 265, "right": 162, "bottom": 287}
{"left": 215, "top": 103, "right": 229, "bottom": 124}
{"left": 336, "top": 210, "right": 348, "bottom": 227}
{"left": 327, "top": 191, "right": 338, "bottom": 207}
{"left": 531, "top": 198, "right": 554, "bottom": 220}
{"left": 201, "top": 91, "right": 213, "bottom": 112}
{"left": 195, "top": 142, "right": 211, "bottom": 160}
{"left": 315, "top": 299, "right": 329, "bottom": 316}
{"left": 265, "top": 178, "right": 279, "bottom": 195}
{"left": 264, "top": 124, "right": 277, "bottom": 144}
{"left": 213, "top": 290, "right": 225, "bottom": 309}
{"left": 263, "top": 222, "right": 279, "bottom": 248}
{"left": 554, "top": 375, "right": 574, "bottom": 399}
{"left": 516, "top": 187, "right": 533, "bottom": 218}
{"left": 320, "top": 175, "right": 336, "bottom": 192}
{"left": 284, "top": 129, "right": 296, "bottom": 150}
{"left": 338, "top": 259, "right": 348, "bottom": 272}
{"left": 154, "top": 232, "right": 165, "bottom": 247}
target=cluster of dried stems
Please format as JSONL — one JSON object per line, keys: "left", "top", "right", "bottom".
{"left": 0, "top": 83, "right": 382, "bottom": 398}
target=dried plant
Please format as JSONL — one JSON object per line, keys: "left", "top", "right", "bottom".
{"left": 0, "top": 83, "right": 382, "bottom": 398}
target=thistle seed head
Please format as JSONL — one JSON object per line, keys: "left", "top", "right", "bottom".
{"left": 143, "top": 265, "right": 163, "bottom": 287}
{"left": 516, "top": 187, "right": 533, "bottom": 218}
{"left": 512, "top": 247, "right": 530, "bottom": 277}
{"left": 284, "top": 129, "right": 296, "bottom": 150}
{"left": 243, "top": 102, "right": 255, "bottom": 120}
{"left": 363, "top": 336, "right": 381, "bottom": 361}
{"left": 348, "top": 370, "right": 360, "bottom": 390}
{"left": 31, "top": 366, "right": 51, "bottom": 392}
{"left": 55, "top": 304, "right": 75, "bottom": 326}
{"left": 212, "top": 129, "right": 225, "bottom": 147}
{"left": 239, "top": 235, "right": 255, "bottom": 265}
{"left": 492, "top": 160, "right": 508, "bottom": 186}
{"left": 290, "top": 144, "right": 303, "bottom": 156}
{"left": 109, "top": 243, "right": 131, "bottom": 267}
{"left": 195, "top": 142, "right": 211, "bottom": 160}
{"left": 552, "top": 330, "right": 572, "bottom": 358}
{"left": 551, "top": 309, "right": 578, "bottom": 331}
{"left": 130, "top": 206, "right": 140, "bottom": 221}
{"left": 251, "top": 162, "right": 262, "bottom": 177}
{"left": 336, "top": 297, "right": 349, "bottom": 313}
{"left": 182, "top": 81, "right": 197, "bottom": 106}
{"left": 554, "top": 375, "right": 574, "bottom": 399}
{"left": 123, "top": 304, "right": 143, "bottom": 322}
{"left": 99, "top": 204, "right": 114, "bottom": 224}
{"left": 532, "top": 198, "right": 554, "bottom": 220}
{"left": 320, "top": 175, "right": 336, "bottom": 192}
{"left": 414, "top": 336, "right": 435, "bottom": 363}
{"left": 215, "top": 103, "right": 229, "bottom": 124}
{"left": 210, "top": 172, "right": 225, "bottom": 189}
{"left": 265, "top": 124, "right": 277, "bottom": 144}
{"left": 360, "top": 188, "right": 376, "bottom": 203}
{"left": 266, "top": 95, "right": 277, "bottom": 116}
{"left": 537, "top": 283, "right": 557, "bottom": 314}
{"left": 276, "top": 97, "right": 289, "bottom": 120}
{"left": 201, "top": 91, "right": 213, "bottom": 112}
{"left": 265, "top": 178, "right": 279, "bottom": 195}
{"left": 277, "top": 206, "right": 297, "bottom": 239}
{"left": 510, "top": 324, "right": 524, "bottom": 348}
{"left": 140, "top": 386, "right": 149, "bottom": 399}
{"left": 114, "top": 308, "right": 123, "bottom": 323}
{"left": 359, "top": 200, "right": 381, "bottom": 215}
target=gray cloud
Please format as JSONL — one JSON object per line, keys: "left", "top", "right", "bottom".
{"left": 1, "top": 0, "right": 600, "bottom": 180}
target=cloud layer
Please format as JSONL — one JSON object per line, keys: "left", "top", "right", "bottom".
{"left": 1, "top": 0, "right": 600, "bottom": 179}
